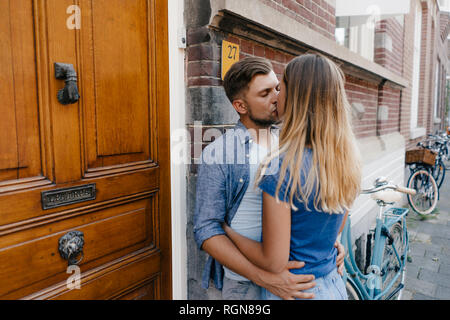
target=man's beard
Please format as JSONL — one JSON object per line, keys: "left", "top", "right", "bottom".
{"left": 246, "top": 104, "right": 277, "bottom": 127}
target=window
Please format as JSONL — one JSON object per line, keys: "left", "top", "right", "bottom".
{"left": 438, "top": 0, "right": 450, "bottom": 12}
{"left": 335, "top": 16, "right": 375, "bottom": 61}
{"left": 335, "top": 0, "right": 410, "bottom": 62}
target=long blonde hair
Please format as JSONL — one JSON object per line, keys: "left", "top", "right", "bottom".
{"left": 257, "top": 53, "right": 362, "bottom": 214}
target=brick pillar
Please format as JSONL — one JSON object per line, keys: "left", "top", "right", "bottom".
{"left": 418, "top": 3, "right": 432, "bottom": 131}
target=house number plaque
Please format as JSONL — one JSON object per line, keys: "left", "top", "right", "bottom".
{"left": 41, "top": 184, "right": 96, "bottom": 210}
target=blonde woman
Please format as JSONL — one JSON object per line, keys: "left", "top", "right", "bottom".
{"left": 223, "top": 53, "right": 362, "bottom": 300}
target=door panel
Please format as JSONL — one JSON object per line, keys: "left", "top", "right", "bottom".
{"left": 0, "top": 196, "right": 156, "bottom": 298}
{"left": 0, "top": 169, "right": 158, "bottom": 227}
{"left": 80, "top": 0, "right": 155, "bottom": 170}
{"left": 0, "top": 0, "right": 42, "bottom": 182}
{"left": 0, "top": 0, "right": 171, "bottom": 299}
{"left": 116, "top": 279, "right": 158, "bottom": 300}
{"left": 44, "top": 0, "right": 82, "bottom": 184}
{"left": 24, "top": 250, "right": 161, "bottom": 300}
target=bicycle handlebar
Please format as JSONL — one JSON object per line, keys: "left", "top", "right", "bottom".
{"left": 423, "top": 135, "right": 448, "bottom": 144}
{"left": 362, "top": 183, "right": 416, "bottom": 195}
{"left": 396, "top": 185, "right": 417, "bottom": 195}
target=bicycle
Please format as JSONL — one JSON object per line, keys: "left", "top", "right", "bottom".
{"left": 405, "top": 145, "right": 439, "bottom": 216}
{"left": 341, "top": 177, "right": 416, "bottom": 300}
{"left": 423, "top": 133, "right": 448, "bottom": 188}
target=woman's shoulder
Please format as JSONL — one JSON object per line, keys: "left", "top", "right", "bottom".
{"left": 270, "top": 148, "right": 313, "bottom": 170}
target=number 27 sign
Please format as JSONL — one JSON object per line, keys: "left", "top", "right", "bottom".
{"left": 221, "top": 40, "right": 240, "bottom": 80}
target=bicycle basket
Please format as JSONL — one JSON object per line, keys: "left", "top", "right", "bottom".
{"left": 405, "top": 148, "right": 436, "bottom": 166}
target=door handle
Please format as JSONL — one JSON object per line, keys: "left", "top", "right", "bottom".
{"left": 58, "top": 230, "right": 84, "bottom": 266}
{"left": 54, "top": 62, "right": 80, "bottom": 105}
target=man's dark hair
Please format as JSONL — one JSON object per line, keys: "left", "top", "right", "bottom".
{"left": 223, "top": 57, "right": 273, "bottom": 103}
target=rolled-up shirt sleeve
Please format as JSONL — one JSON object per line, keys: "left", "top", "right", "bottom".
{"left": 193, "top": 160, "right": 227, "bottom": 250}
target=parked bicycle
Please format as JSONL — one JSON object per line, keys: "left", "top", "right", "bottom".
{"left": 405, "top": 141, "right": 440, "bottom": 216}
{"left": 421, "top": 133, "right": 449, "bottom": 188}
{"left": 341, "top": 177, "right": 416, "bottom": 300}
{"left": 432, "top": 130, "right": 450, "bottom": 170}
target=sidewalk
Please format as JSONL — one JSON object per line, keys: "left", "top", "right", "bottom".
{"left": 402, "top": 172, "right": 450, "bottom": 300}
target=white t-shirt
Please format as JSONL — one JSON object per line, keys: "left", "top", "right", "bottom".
{"left": 223, "top": 134, "right": 277, "bottom": 281}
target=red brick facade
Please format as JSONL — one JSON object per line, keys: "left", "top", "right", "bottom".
{"left": 185, "top": 0, "right": 449, "bottom": 168}
{"left": 372, "top": 16, "right": 404, "bottom": 137}
{"left": 345, "top": 76, "right": 379, "bottom": 139}
{"left": 260, "top": 0, "right": 336, "bottom": 40}
{"left": 374, "top": 18, "right": 404, "bottom": 76}
{"left": 398, "top": 0, "right": 450, "bottom": 150}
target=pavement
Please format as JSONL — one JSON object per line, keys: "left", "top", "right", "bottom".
{"left": 402, "top": 169, "right": 450, "bottom": 300}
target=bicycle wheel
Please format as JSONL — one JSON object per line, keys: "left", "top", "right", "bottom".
{"left": 406, "top": 169, "right": 438, "bottom": 215}
{"left": 380, "top": 222, "right": 406, "bottom": 300}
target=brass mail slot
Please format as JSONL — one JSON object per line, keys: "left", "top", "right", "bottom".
{"left": 41, "top": 184, "right": 96, "bottom": 210}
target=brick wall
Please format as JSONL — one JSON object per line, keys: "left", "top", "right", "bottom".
{"left": 419, "top": 4, "right": 432, "bottom": 132}
{"left": 400, "top": 0, "right": 438, "bottom": 150}
{"left": 401, "top": 1, "right": 450, "bottom": 149}
{"left": 427, "top": 18, "right": 436, "bottom": 133}
{"left": 434, "top": 12, "right": 450, "bottom": 132}
{"left": 259, "top": 0, "right": 336, "bottom": 40}
{"left": 376, "top": 86, "right": 402, "bottom": 136}
{"left": 400, "top": 0, "right": 415, "bottom": 150}
{"left": 186, "top": 32, "right": 296, "bottom": 175}
{"left": 344, "top": 76, "right": 378, "bottom": 139}
{"left": 439, "top": 12, "right": 450, "bottom": 42}
{"left": 226, "top": 35, "right": 295, "bottom": 79}
{"left": 372, "top": 17, "right": 404, "bottom": 137}
{"left": 187, "top": 30, "right": 397, "bottom": 147}
{"left": 374, "top": 18, "right": 404, "bottom": 76}
{"left": 186, "top": 0, "right": 421, "bottom": 148}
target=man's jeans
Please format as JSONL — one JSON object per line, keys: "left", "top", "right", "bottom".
{"left": 222, "top": 277, "right": 262, "bottom": 300}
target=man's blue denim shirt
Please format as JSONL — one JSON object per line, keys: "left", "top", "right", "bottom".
{"left": 193, "top": 120, "right": 279, "bottom": 290}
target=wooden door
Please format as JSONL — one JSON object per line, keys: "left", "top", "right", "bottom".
{"left": 0, "top": 0, "right": 171, "bottom": 299}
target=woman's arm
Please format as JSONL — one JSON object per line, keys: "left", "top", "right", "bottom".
{"left": 335, "top": 210, "right": 349, "bottom": 275}
{"left": 223, "top": 191, "right": 291, "bottom": 273}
